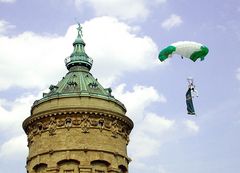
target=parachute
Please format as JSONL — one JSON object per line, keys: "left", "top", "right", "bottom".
{"left": 158, "top": 41, "right": 209, "bottom": 62}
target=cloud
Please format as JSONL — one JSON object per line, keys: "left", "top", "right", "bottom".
{"left": 0, "top": 135, "right": 27, "bottom": 159}
{"left": 129, "top": 113, "right": 175, "bottom": 159}
{"left": 113, "top": 84, "right": 166, "bottom": 121}
{"left": 112, "top": 83, "right": 200, "bottom": 172}
{"left": 161, "top": 14, "right": 183, "bottom": 30}
{"left": 0, "top": 32, "right": 69, "bottom": 90}
{"left": 130, "top": 162, "right": 167, "bottom": 173}
{"left": 0, "top": 94, "right": 37, "bottom": 134}
{"left": 0, "top": 135, "right": 27, "bottom": 173}
{"left": 74, "top": 0, "right": 167, "bottom": 21}
{"left": 0, "top": 20, "right": 15, "bottom": 34}
{"left": 128, "top": 115, "right": 200, "bottom": 172}
{"left": 183, "top": 120, "right": 199, "bottom": 133}
{"left": 77, "top": 0, "right": 148, "bottom": 20}
{"left": 82, "top": 16, "right": 160, "bottom": 86}
{"left": 0, "top": 16, "right": 159, "bottom": 91}
{"left": 111, "top": 83, "right": 173, "bottom": 159}
{"left": 0, "top": 0, "right": 15, "bottom": 3}
{"left": 0, "top": 93, "right": 34, "bottom": 172}
{"left": 140, "top": 113, "right": 174, "bottom": 135}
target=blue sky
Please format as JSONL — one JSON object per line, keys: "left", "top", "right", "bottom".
{"left": 0, "top": 0, "right": 240, "bottom": 173}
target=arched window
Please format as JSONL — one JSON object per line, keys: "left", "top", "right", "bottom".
{"left": 91, "top": 160, "right": 110, "bottom": 173}
{"left": 57, "top": 159, "right": 80, "bottom": 173}
{"left": 33, "top": 163, "right": 47, "bottom": 173}
{"left": 119, "top": 165, "right": 128, "bottom": 173}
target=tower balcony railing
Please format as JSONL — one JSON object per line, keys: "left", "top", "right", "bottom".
{"left": 65, "top": 55, "right": 93, "bottom": 68}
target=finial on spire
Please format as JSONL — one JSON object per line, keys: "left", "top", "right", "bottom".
{"left": 77, "top": 23, "right": 83, "bottom": 37}
{"left": 65, "top": 21, "right": 93, "bottom": 71}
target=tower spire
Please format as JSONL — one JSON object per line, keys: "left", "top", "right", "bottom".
{"left": 65, "top": 23, "right": 93, "bottom": 71}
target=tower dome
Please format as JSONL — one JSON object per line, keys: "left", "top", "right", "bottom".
{"left": 22, "top": 24, "right": 134, "bottom": 173}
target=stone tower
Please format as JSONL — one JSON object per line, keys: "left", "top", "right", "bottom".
{"left": 22, "top": 24, "right": 134, "bottom": 173}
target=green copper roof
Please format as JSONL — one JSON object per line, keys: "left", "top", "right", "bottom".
{"left": 36, "top": 66, "right": 116, "bottom": 104}
{"left": 33, "top": 24, "right": 125, "bottom": 110}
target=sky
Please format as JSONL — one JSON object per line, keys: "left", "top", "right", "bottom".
{"left": 0, "top": 0, "right": 240, "bottom": 173}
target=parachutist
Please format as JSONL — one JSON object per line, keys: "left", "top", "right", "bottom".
{"left": 186, "top": 80, "right": 198, "bottom": 115}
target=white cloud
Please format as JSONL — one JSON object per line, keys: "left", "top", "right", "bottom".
{"left": 155, "top": 0, "right": 167, "bottom": 4}
{"left": 74, "top": 0, "right": 167, "bottom": 21}
{"left": 0, "top": 134, "right": 27, "bottom": 173}
{"left": 111, "top": 83, "right": 173, "bottom": 160}
{"left": 0, "top": 94, "right": 37, "bottom": 134}
{"left": 0, "top": 94, "right": 31, "bottom": 172}
{"left": 0, "top": 134, "right": 27, "bottom": 159}
{"left": 113, "top": 84, "right": 166, "bottom": 121}
{"left": 0, "top": 20, "right": 15, "bottom": 34}
{"left": 183, "top": 120, "right": 199, "bottom": 133}
{"left": 128, "top": 114, "right": 200, "bottom": 171}
{"left": 0, "top": 92, "right": 45, "bottom": 172}
{"left": 112, "top": 81, "right": 199, "bottom": 170}
{"left": 83, "top": 17, "right": 160, "bottom": 86}
{"left": 236, "top": 68, "right": 240, "bottom": 80}
{"left": 140, "top": 113, "right": 174, "bottom": 135}
{"left": 0, "top": 16, "right": 159, "bottom": 91}
{"left": 129, "top": 113, "right": 175, "bottom": 159}
{"left": 130, "top": 162, "right": 168, "bottom": 173}
{"left": 0, "top": 32, "right": 69, "bottom": 90}
{"left": 0, "top": 0, "right": 15, "bottom": 3}
{"left": 161, "top": 14, "right": 183, "bottom": 30}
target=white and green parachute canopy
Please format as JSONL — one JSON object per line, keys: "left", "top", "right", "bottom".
{"left": 158, "top": 41, "right": 209, "bottom": 62}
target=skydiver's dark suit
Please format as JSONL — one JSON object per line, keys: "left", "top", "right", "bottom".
{"left": 186, "top": 87, "right": 195, "bottom": 115}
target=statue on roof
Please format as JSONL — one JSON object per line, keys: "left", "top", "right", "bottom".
{"left": 77, "top": 23, "right": 83, "bottom": 37}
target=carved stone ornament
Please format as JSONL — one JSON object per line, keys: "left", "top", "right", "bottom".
{"left": 72, "top": 117, "right": 81, "bottom": 126}
{"left": 111, "top": 120, "right": 119, "bottom": 138}
{"left": 57, "top": 119, "right": 65, "bottom": 127}
{"left": 81, "top": 115, "right": 91, "bottom": 133}
{"left": 104, "top": 120, "right": 111, "bottom": 129}
{"left": 37, "top": 122, "right": 43, "bottom": 135}
{"left": 98, "top": 118, "right": 104, "bottom": 132}
{"left": 25, "top": 112, "right": 132, "bottom": 141}
{"left": 90, "top": 119, "right": 98, "bottom": 126}
{"left": 65, "top": 117, "right": 72, "bottom": 130}
{"left": 48, "top": 117, "right": 57, "bottom": 136}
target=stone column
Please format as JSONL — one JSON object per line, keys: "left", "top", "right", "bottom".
{"left": 79, "top": 165, "right": 93, "bottom": 173}
{"left": 46, "top": 167, "right": 59, "bottom": 173}
{"left": 108, "top": 167, "right": 120, "bottom": 173}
